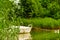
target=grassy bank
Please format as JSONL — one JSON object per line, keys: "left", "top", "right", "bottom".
{"left": 20, "top": 17, "right": 60, "bottom": 29}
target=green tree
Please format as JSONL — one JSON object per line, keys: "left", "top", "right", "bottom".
{"left": 0, "top": 0, "right": 13, "bottom": 19}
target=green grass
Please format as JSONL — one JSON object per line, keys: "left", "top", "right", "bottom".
{"left": 20, "top": 17, "right": 60, "bottom": 29}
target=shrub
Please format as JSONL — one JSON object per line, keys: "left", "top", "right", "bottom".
{"left": 20, "top": 17, "right": 60, "bottom": 29}
{"left": 0, "top": 17, "right": 19, "bottom": 40}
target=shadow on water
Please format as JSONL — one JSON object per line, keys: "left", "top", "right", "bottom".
{"left": 18, "top": 30, "right": 60, "bottom": 40}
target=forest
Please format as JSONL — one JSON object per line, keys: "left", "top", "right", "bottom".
{"left": 0, "top": 0, "right": 60, "bottom": 29}
{"left": 0, "top": 0, "right": 60, "bottom": 40}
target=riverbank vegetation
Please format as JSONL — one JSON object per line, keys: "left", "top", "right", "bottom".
{"left": 0, "top": 0, "right": 60, "bottom": 28}
{"left": 0, "top": 0, "right": 60, "bottom": 40}
{"left": 20, "top": 18, "right": 60, "bottom": 29}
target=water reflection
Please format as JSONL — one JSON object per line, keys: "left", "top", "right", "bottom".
{"left": 18, "top": 30, "right": 60, "bottom": 40}
{"left": 19, "top": 33, "right": 32, "bottom": 40}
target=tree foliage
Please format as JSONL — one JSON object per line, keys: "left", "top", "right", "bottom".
{"left": 19, "top": 0, "right": 60, "bottom": 19}
{"left": 0, "top": 0, "right": 60, "bottom": 19}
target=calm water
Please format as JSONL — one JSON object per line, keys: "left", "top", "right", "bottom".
{"left": 18, "top": 31, "right": 60, "bottom": 40}
{"left": 18, "top": 33, "right": 32, "bottom": 40}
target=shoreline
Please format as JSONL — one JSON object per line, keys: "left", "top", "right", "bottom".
{"left": 32, "top": 27, "right": 60, "bottom": 32}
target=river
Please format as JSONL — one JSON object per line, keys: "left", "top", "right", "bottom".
{"left": 18, "top": 30, "right": 60, "bottom": 40}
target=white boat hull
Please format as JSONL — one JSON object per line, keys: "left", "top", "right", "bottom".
{"left": 10, "top": 25, "right": 32, "bottom": 33}
{"left": 20, "top": 26, "right": 32, "bottom": 33}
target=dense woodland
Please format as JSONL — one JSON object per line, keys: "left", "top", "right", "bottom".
{"left": 0, "top": 0, "right": 60, "bottom": 19}
{"left": 0, "top": 0, "right": 60, "bottom": 28}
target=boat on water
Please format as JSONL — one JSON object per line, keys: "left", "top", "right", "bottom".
{"left": 10, "top": 24, "right": 32, "bottom": 33}
{"left": 20, "top": 26, "right": 32, "bottom": 33}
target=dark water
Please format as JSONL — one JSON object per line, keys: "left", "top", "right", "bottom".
{"left": 19, "top": 31, "right": 60, "bottom": 40}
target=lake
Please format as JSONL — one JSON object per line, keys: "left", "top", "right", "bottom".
{"left": 18, "top": 30, "right": 60, "bottom": 40}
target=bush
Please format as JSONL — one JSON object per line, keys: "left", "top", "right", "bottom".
{"left": 20, "top": 17, "right": 60, "bottom": 29}
{"left": 0, "top": 17, "right": 19, "bottom": 40}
